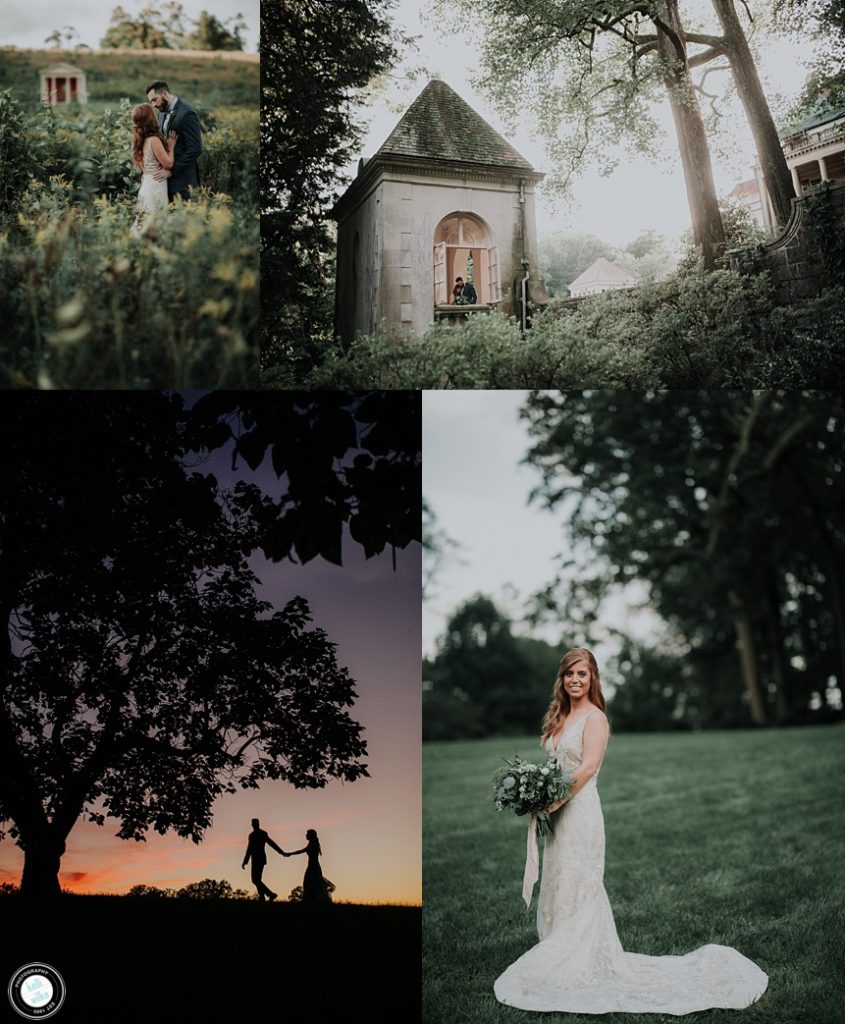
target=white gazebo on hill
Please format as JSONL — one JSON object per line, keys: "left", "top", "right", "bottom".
{"left": 39, "top": 62, "right": 88, "bottom": 105}
{"left": 568, "top": 257, "right": 637, "bottom": 297}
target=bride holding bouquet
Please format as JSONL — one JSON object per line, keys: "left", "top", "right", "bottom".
{"left": 494, "top": 647, "right": 768, "bottom": 1014}
{"left": 131, "top": 104, "right": 177, "bottom": 215}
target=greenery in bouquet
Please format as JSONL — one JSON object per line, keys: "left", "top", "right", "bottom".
{"left": 493, "top": 755, "right": 573, "bottom": 837}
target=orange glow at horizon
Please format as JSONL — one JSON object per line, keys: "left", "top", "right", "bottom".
{"left": 0, "top": 543, "right": 422, "bottom": 906}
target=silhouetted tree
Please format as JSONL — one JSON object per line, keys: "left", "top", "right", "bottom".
{"left": 176, "top": 878, "right": 249, "bottom": 899}
{"left": 1, "top": 393, "right": 419, "bottom": 897}
{"left": 289, "top": 878, "right": 335, "bottom": 901}
{"left": 127, "top": 883, "right": 177, "bottom": 898}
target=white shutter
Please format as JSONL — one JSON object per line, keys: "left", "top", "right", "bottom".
{"left": 487, "top": 246, "right": 499, "bottom": 304}
{"left": 433, "top": 242, "right": 447, "bottom": 305}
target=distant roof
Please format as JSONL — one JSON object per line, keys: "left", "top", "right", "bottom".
{"left": 38, "top": 62, "right": 86, "bottom": 74}
{"left": 569, "top": 258, "right": 636, "bottom": 290}
{"left": 784, "top": 104, "right": 845, "bottom": 137}
{"left": 728, "top": 178, "right": 760, "bottom": 199}
{"left": 373, "top": 79, "right": 535, "bottom": 172}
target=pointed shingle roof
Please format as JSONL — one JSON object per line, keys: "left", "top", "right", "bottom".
{"left": 374, "top": 79, "right": 535, "bottom": 172}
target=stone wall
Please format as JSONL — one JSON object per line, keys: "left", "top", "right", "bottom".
{"left": 728, "top": 180, "right": 845, "bottom": 303}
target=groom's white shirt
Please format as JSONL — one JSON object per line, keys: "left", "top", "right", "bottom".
{"left": 162, "top": 96, "right": 179, "bottom": 134}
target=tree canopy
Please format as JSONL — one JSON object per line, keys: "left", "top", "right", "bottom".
{"left": 423, "top": 595, "right": 561, "bottom": 739}
{"left": 521, "top": 390, "right": 845, "bottom": 728}
{"left": 100, "top": 4, "right": 247, "bottom": 51}
{"left": 1, "top": 392, "right": 420, "bottom": 896}
{"left": 260, "top": 0, "right": 403, "bottom": 380}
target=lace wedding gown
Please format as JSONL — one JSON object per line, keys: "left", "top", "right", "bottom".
{"left": 136, "top": 137, "right": 168, "bottom": 214}
{"left": 494, "top": 711, "right": 768, "bottom": 1014}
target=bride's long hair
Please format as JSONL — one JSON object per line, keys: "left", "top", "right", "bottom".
{"left": 131, "top": 104, "right": 165, "bottom": 169}
{"left": 541, "top": 648, "right": 607, "bottom": 745}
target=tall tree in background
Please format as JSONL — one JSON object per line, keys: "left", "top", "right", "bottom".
{"left": 1, "top": 393, "right": 420, "bottom": 897}
{"left": 424, "top": 596, "right": 560, "bottom": 739}
{"left": 100, "top": 4, "right": 246, "bottom": 51}
{"left": 774, "top": 0, "right": 845, "bottom": 110}
{"left": 439, "top": 0, "right": 726, "bottom": 267}
{"left": 261, "top": 0, "right": 401, "bottom": 381}
{"left": 439, "top": 0, "right": 799, "bottom": 264}
{"left": 521, "top": 390, "right": 845, "bottom": 727}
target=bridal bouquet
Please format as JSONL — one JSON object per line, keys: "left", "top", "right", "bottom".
{"left": 493, "top": 756, "right": 573, "bottom": 837}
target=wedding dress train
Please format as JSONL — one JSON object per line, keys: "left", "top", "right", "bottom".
{"left": 494, "top": 712, "right": 768, "bottom": 1014}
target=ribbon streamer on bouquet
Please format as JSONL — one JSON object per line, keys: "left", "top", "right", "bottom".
{"left": 522, "top": 814, "right": 539, "bottom": 908}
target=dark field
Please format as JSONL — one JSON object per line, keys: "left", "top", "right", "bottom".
{"left": 2, "top": 896, "right": 420, "bottom": 1022}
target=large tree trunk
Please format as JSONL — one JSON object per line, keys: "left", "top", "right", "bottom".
{"left": 763, "top": 568, "right": 790, "bottom": 721}
{"left": 655, "top": 1, "right": 726, "bottom": 270}
{"left": 19, "top": 833, "right": 66, "bottom": 897}
{"left": 710, "top": 0, "right": 795, "bottom": 227}
{"left": 728, "top": 588, "right": 767, "bottom": 724}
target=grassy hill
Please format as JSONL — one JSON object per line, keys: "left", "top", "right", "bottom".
{"left": 0, "top": 48, "right": 258, "bottom": 111}
{"left": 3, "top": 896, "right": 420, "bottom": 1022}
{"left": 424, "top": 724, "right": 845, "bottom": 1024}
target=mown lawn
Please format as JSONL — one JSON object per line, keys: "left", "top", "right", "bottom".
{"left": 423, "top": 725, "right": 845, "bottom": 1024}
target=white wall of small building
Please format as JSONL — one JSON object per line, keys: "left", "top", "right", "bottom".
{"left": 336, "top": 168, "right": 542, "bottom": 342}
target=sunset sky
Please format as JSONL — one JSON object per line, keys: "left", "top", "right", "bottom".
{"left": 0, "top": 399, "right": 422, "bottom": 905}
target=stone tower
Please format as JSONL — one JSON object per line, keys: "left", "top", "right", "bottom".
{"left": 332, "top": 79, "right": 548, "bottom": 343}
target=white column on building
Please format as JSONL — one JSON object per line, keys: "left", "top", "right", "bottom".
{"left": 791, "top": 165, "right": 802, "bottom": 194}
{"left": 819, "top": 156, "right": 830, "bottom": 181}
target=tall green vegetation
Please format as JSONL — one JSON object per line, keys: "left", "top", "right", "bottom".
{"left": 260, "top": 0, "right": 403, "bottom": 382}
{"left": 424, "top": 596, "right": 562, "bottom": 740}
{"left": 100, "top": 4, "right": 249, "bottom": 50}
{"left": 0, "top": 92, "right": 258, "bottom": 388}
{"left": 521, "top": 390, "right": 845, "bottom": 726}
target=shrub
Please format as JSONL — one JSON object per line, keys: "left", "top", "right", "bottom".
{"left": 1, "top": 178, "right": 258, "bottom": 388}
{"left": 288, "top": 270, "right": 844, "bottom": 389}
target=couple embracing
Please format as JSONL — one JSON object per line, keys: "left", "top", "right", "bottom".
{"left": 131, "top": 80, "right": 202, "bottom": 216}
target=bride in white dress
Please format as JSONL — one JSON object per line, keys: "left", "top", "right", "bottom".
{"left": 494, "top": 648, "right": 768, "bottom": 1014}
{"left": 131, "top": 103, "right": 177, "bottom": 215}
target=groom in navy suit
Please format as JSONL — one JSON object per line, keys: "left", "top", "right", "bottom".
{"left": 146, "top": 80, "right": 202, "bottom": 201}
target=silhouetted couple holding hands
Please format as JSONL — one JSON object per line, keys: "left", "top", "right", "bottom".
{"left": 242, "top": 818, "right": 331, "bottom": 904}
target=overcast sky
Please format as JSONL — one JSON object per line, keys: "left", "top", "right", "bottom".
{"left": 347, "top": 0, "right": 819, "bottom": 248}
{"left": 422, "top": 391, "right": 661, "bottom": 686}
{"left": 0, "top": 0, "right": 259, "bottom": 51}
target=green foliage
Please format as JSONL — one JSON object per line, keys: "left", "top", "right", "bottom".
{"left": 0, "top": 48, "right": 258, "bottom": 111}
{"left": 774, "top": 0, "right": 845, "bottom": 111}
{"left": 0, "top": 91, "right": 258, "bottom": 388}
{"left": 424, "top": 725, "right": 845, "bottom": 1024}
{"left": 539, "top": 233, "right": 615, "bottom": 298}
{"left": 100, "top": 3, "right": 247, "bottom": 51}
{"left": 296, "top": 271, "right": 845, "bottom": 389}
{"left": 539, "top": 230, "right": 676, "bottom": 299}
{"left": 0, "top": 181, "right": 257, "bottom": 388}
{"left": 521, "top": 390, "right": 845, "bottom": 726}
{"left": 261, "top": 0, "right": 403, "bottom": 374}
{"left": 423, "top": 596, "right": 561, "bottom": 740}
